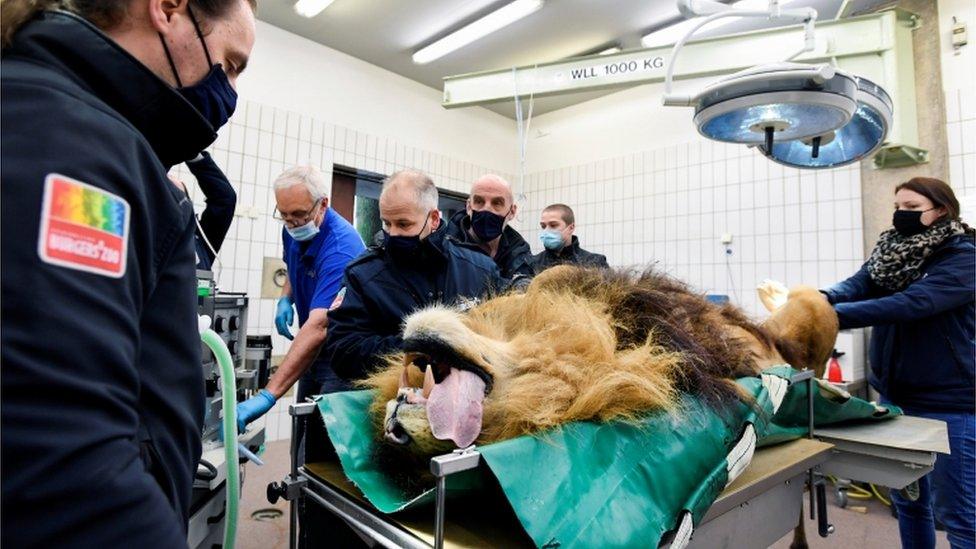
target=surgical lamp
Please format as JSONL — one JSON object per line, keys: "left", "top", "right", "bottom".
{"left": 693, "top": 62, "right": 858, "bottom": 147}
{"left": 661, "top": 0, "right": 891, "bottom": 168}
{"left": 758, "top": 76, "right": 893, "bottom": 168}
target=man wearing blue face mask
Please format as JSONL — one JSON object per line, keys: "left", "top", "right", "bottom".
{"left": 236, "top": 165, "right": 365, "bottom": 439}
{"left": 446, "top": 174, "right": 535, "bottom": 286}
{"left": 532, "top": 203, "right": 609, "bottom": 274}
{"left": 236, "top": 164, "right": 367, "bottom": 547}
{"left": 325, "top": 169, "right": 504, "bottom": 380}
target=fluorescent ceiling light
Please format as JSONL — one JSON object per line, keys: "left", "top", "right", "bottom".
{"left": 294, "top": 0, "right": 335, "bottom": 18}
{"left": 412, "top": 0, "right": 544, "bottom": 65}
{"left": 641, "top": 0, "right": 785, "bottom": 48}
{"left": 598, "top": 46, "right": 622, "bottom": 55}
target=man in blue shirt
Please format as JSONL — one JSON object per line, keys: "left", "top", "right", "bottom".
{"left": 235, "top": 165, "right": 364, "bottom": 432}
{"left": 237, "top": 165, "right": 366, "bottom": 548}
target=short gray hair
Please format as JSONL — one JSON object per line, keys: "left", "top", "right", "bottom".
{"left": 273, "top": 165, "right": 330, "bottom": 202}
{"left": 381, "top": 169, "right": 439, "bottom": 212}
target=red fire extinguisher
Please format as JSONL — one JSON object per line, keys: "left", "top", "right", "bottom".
{"left": 827, "top": 349, "right": 845, "bottom": 383}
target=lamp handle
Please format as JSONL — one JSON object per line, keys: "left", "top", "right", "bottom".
{"left": 662, "top": 1, "right": 818, "bottom": 105}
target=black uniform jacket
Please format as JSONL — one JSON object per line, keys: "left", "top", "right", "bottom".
{"left": 2, "top": 11, "right": 217, "bottom": 547}
{"left": 325, "top": 224, "right": 504, "bottom": 379}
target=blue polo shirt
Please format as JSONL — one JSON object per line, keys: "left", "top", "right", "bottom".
{"left": 282, "top": 207, "right": 365, "bottom": 385}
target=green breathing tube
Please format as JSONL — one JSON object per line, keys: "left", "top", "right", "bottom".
{"left": 201, "top": 327, "right": 239, "bottom": 549}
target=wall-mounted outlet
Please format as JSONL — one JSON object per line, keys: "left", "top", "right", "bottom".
{"left": 952, "top": 17, "right": 968, "bottom": 50}
{"left": 261, "top": 257, "right": 288, "bottom": 299}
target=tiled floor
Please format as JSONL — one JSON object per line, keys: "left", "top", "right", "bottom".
{"left": 237, "top": 440, "right": 950, "bottom": 548}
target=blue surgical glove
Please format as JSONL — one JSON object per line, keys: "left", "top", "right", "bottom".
{"left": 275, "top": 296, "right": 295, "bottom": 340}
{"left": 236, "top": 389, "right": 277, "bottom": 434}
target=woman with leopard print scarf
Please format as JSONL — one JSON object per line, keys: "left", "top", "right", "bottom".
{"left": 823, "top": 177, "right": 975, "bottom": 549}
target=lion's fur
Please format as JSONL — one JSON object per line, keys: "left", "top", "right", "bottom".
{"left": 362, "top": 265, "right": 838, "bottom": 462}
{"left": 765, "top": 285, "right": 839, "bottom": 376}
{"left": 365, "top": 277, "right": 686, "bottom": 445}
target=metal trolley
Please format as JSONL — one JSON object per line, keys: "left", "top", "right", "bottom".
{"left": 265, "top": 372, "right": 946, "bottom": 548}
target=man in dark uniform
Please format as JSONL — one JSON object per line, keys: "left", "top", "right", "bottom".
{"left": 170, "top": 151, "right": 238, "bottom": 270}
{"left": 326, "top": 169, "right": 504, "bottom": 379}
{"left": 532, "top": 203, "right": 609, "bottom": 273}
{"left": 1, "top": 1, "right": 255, "bottom": 546}
{"left": 446, "top": 174, "right": 534, "bottom": 287}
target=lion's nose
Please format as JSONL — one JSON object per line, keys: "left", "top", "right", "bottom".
{"left": 384, "top": 418, "right": 411, "bottom": 445}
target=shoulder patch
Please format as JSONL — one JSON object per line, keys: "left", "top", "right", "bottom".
{"left": 329, "top": 286, "right": 347, "bottom": 310}
{"left": 37, "top": 173, "right": 130, "bottom": 278}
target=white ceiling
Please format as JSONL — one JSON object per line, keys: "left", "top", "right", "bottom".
{"left": 258, "top": 0, "right": 859, "bottom": 118}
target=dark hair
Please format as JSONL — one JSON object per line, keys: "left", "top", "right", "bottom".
{"left": 2, "top": 0, "right": 256, "bottom": 48}
{"left": 543, "top": 203, "right": 575, "bottom": 225}
{"left": 895, "top": 177, "right": 974, "bottom": 234}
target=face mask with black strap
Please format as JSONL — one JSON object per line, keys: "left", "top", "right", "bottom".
{"left": 384, "top": 212, "right": 432, "bottom": 263}
{"left": 892, "top": 208, "right": 935, "bottom": 237}
{"left": 470, "top": 208, "right": 510, "bottom": 242}
{"left": 159, "top": 6, "right": 238, "bottom": 131}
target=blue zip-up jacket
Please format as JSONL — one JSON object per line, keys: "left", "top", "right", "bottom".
{"left": 823, "top": 234, "right": 975, "bottom": 412}
{"left": 325, "top": 223, "right": 505, "bottom": 379}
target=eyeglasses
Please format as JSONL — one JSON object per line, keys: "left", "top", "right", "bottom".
{"left": 274, "top": 199, "right": 321, "bottom": 226}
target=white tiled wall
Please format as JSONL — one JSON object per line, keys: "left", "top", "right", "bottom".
{"left": 946, "top": 87, "right": 976, "bottom": 197}
{"left": 519, "top": 139, "right": 868, "bottom": 381}
{"left": 521, "top": 140, "right": 865, "bottom": 316}
{"left": 172, "top": 98, "right": 511, "bottom": 441}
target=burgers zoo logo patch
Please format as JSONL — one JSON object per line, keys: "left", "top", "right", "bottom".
{"left": 37, "top": 173, "right": 130, "bottom": 278}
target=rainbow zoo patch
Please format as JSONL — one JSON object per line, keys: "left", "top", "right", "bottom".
{"left": 37, "top": 173, "right": 130, "bottom": 278}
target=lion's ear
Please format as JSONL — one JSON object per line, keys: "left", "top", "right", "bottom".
{"left": 763, "top": 286, "right": 839, "bottom": 376}
{"left": 756, "top": 279, "right": 789, "bottom": 312}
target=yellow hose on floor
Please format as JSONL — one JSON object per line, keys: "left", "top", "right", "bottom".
{"left": 871, "top": 484, "right": 891, "bottom": 506}
{"left": 828, "top": 475, "right": 885, "bottom": 502}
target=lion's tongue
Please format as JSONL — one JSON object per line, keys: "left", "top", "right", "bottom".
{"left": 426, "top": 368, "right": 486, "bottom": 448}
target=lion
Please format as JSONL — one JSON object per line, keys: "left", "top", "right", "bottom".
{"left": 362, "top": 265, "right": 838, "bottom": 465}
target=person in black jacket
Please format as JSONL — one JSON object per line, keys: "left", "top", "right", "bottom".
{"left": 326, "top": 169, "right": 504, "bottom": 380}
{"left": 446, "top": 174, "right": 534, "bottom": 286}
{"left": 0, "top": 2, "right": 255, "bottom": 547}
{"left": 532, "top": 203, "right": 609, "bottom": 273}
{"left": 170, "top": 151, "right": 238, "bottom": 270}
{"left": 188, "top": 151, "right": 237, "bottom": 269}
{"left": 822, "top": 177, "right": 975, "bottom": 549}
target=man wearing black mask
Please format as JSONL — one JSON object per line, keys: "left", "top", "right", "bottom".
{"left": 325, "top": 169, "right": 504, "bottom": 379}
{"left": 1, "top": 0, "right": 255, "bottom": 546}
{"left": 447, "top": 174, "right": 535, "bottom": 286}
